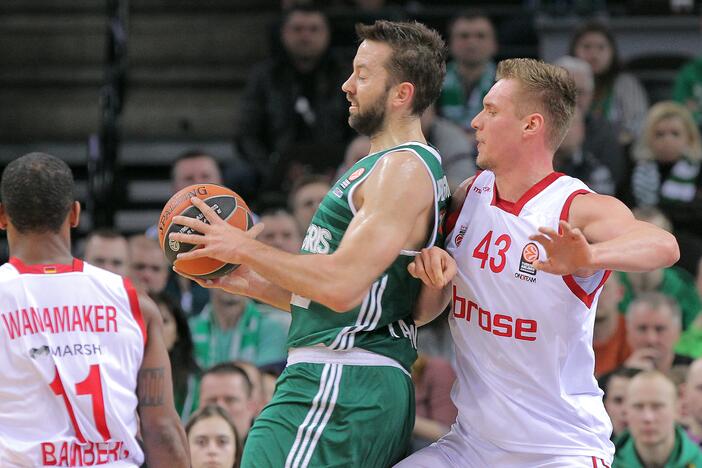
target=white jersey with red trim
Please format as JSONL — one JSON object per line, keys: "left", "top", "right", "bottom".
{"left": 0, "top": 258, "right": 146, "bottom": 467}
{"left": 445, "top": 170, "right": 614, "bottom": 460}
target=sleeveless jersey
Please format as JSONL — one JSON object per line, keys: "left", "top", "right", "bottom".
{"left": 287, "top": 142, "right": 450, "bottom": 372}
{"left": 445, "top": 171, "right": 615, "bottom": 460}
{"left": 0, "top": 258, "right": 146, "bottom": 467}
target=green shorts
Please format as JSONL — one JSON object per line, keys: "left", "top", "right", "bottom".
{"left": 241, "top": 361, "right": 415, "bottom": 468}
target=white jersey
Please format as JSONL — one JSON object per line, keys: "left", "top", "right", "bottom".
{"left": 445, "top": 171, "right": 614, "bottom": 460}
{"left": 0, "top": 258, "right": 146, "bottom": 467}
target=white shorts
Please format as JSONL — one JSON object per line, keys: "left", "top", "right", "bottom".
{"left": 395, "top": 424, "right": 612, "bottom": 468}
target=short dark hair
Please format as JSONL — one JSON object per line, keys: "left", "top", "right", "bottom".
{"left": 447, "top": 10, "right": 495, "bottom": 36}
{"left": 355, "top": 20, "right": 447, "bottom": 115}
{"left": 171, "top": 149, "right": 220, "bottom": 179}
{"left": 186, "top": 404, "right": 242, "bottom": 468}
{"left": 598, "top": 367, "right": 642, "bottom": 400}
{"left": 1, "top": 152, "right": 74, "bottom": 234}
{"left": 288, "top": 173, "right": 331, "bottom": 207}
{"left": 281, "top": 4, "right": 327, "bottom": 29}
{"left": 202, "top": 362, "right": 253, "bottom": 398}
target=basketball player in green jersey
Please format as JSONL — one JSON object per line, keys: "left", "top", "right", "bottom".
{"left": 171, "top": 20, "right": 450, "bottom": 467}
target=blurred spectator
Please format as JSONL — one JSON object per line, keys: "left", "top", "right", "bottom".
{"left": 172, "top": 150, "right": 223, "bottom": 193}
{"left": 570, "top": 21, "right": 649, "bottom": 145}
{"left": 437, "top": 11, "right": 497, "bottom": 133}
{"left": 594, "top": 274, "right": 631, "bottom": 377}
{"left": 554, "top": 107, "right": 616, "bottom": 195}
{"left": 336, "top": 135, "right": 370, "bottom": 179}
{"left": 631, "top": 102, "right": 702, "bottom": 245}
{"left": 555, "top": 55, "right": 627, "bottom": 192}
{"left": 235, "top": 4, "right": 352, "bottom": 194}
{"left": 82, "top": 229, "right": 129, "bottom": 276}
{"left": 189, "top": 289, "right": 288, "bottom": 369}
{"left": 186, "top": 404, "right": 242, "bottom": 468}
{"left": 417, "top": 310, "right": 455, "bottom": 364}
{"left": 128, "top": 234, "right": 169, "bottom": 294}
{"left": 411, "top": 354, "right": 458, "bottom": 450}
{"left": 673, "top": 56, "right": 702, "bottom": 128}
{"left": 599, "top": 367, "right": 641, "bottom": 440}
{"left": 421, "top": 104, "right": 475, "bottom": 191}
{"left": 198, "top": 363, "right": 258, "bottom": 440}
{"left": 624, "top": 292, "right": 693, "bottom": 373}
{"left": 618, "top": 207, "right": 701, "bottom": 331}
{"left": 260, "top": 371, "right": 278, "bottom": 408}
{"left": 151, "top": 291, "right": 199, "bottom": 420}
{"left": 288, "top": 174, "right": 331, "bottom": 234}
{"left": 684, "top": 358, "right": 702, "bottom": 446}
{"left": 613, "top": 371, "right": 702, "bottom": 467}
{"left": 258, "top": 208, "right": 302, "bottom": 254}
{"left": 232, "top": 361, "right": 266, "bottom": 416}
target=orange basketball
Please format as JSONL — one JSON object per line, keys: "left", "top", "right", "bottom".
{"left": 158, "top": 184, "right": 253, "bottom": 279}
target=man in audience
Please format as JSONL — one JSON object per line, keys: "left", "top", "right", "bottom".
{"left": 684, "top": 358, "right": 702, "bottom": 446}
{"left": 599, "top": 367, "right": 641, "bottom": 440}
{"left": 624, "top": 292, "right": 693, "bottom": 373}
{"left": 128, "top": 234, "right": 169, "bottom": 294}
{"left": 613, "top": 371, "right": 702, "bottom": 466}
{"left": 233, "top": 360, "right": 267, "bottom": 416}
{"left": 258, "top": 208, "right": 302, "bottom": 254}
{"left": 594, "top": 274, "right": 631, "bottom": 377}
{"left": 287, "top": 174, "right": 331, "bottom": 235}
{"left": 199, "top": 363, "right": 258, "bottom": 440}
{"left": 83, "top": 229, "right": 129, "bottom": 276}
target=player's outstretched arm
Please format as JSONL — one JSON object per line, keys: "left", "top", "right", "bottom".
{"left": 531, "top": 193, "right": 679, "bottom": 275}
{"left": 136, "top": 293, "right": 190, "bottom": 467}
{"left": 409, "top": 247, "right": 455, "bottom": 326}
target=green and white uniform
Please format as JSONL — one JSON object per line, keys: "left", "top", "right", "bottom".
{"left": 242, "top": 142, "right": 450, "bottom": 468}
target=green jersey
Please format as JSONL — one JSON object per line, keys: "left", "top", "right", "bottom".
{"left": 287, "top": 142, "right": 450, "bottom": 372}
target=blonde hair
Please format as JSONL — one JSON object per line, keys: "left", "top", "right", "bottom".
{"left": 633, "top": 100, "right": 702, "bottom": 162}
{"left": 496, "top": 58, "right": 576, "bottom": 151}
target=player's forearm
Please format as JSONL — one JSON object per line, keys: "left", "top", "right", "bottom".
{"left": 413, "top": 283, "right": 452, "bottom": 327}
{"left": 589, "top": 227, "right": 679, "bottom": 272}
{"left": 141, "top": 419, "right": 189, "bottom": 468}
{"left": 244, "top": 270, "right": 292, "bottom": 312}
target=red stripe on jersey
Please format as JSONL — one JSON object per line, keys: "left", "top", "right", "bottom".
{"left": 9, "top": 257, "right": 84, "bottom": 274}
{"left": 601, "top": 458, "right": 611, "bottom": 468}
{"left": 591, "top": 456, "right": 597, "bottom": 468}
{"left": 492, "top": 172, "right": 564, "bottom": 216}
{"left": 123, "top": 277, "right": 147, "bottom": 345}
{"left": 559, "top": 189, "right": 611, "bottom": 307}
{"left": 444, "top": 176, "right": 477, "bottom": 236}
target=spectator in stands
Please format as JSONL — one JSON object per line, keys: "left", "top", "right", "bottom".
{"left": 235, "top": 4, "right": 352, "bottom": 194}
{"left": 83, "top": 229, "right": 129, "bottom": 276}
{"left": 631, "top": 102, "right": 702, "bottom": 242}
{"left": 421, "top": 104, "right": 475, "bottom": 191}
{"left": 555, "top": 55, "right": 627, "bottom": 192}
{"left": 411, "top": 354, "right": 458, "bottom": 450}
{"left": 673, "top": 55, "right": 702, "bottom": 128}
{"left": 260, "top": 370, "right": 278, "bottom": 408}
{"left": 233, "top": 361, "right": 266, "bottom": 416}
{"left": 198, "top": 363, "right": 258, "bottom": 441}
{"left": 288, "top": 174, "right": 331, "bottom": 235}
{"left": 553, "top": 107, "right": 616, "bottom": 196}
{"left": 128, "top": 234, "right": 169, "bottom": 294}
{"left": 189, "top": 289, "right": 288, "bottom": 369}
{"left": 258, "top": 208, "right": 302, "bottom": 254}
{"left": 599, "top": 367, "right": 641, "bottom": 440}
{"left": 570, "top": 21, "right": 649, "bottom": 145}
{"left": 618, "top": 207, "right": 701, "bottom": 331}
{"left": 437, "top": 11, "right": 497, "bottom": 134}
{"left": 684, "top": 358, "right": 702, "bottom": 445}
{"left": 186, "top": 404, "right": 242, "bottom": 468}
{"left": 624, "top": 292, "right": 693, "bottom": 373}
{"left": 613, "top": 371, "right": 702, "bottom": 467}
{"left": 152, "top": 291, "right": 199, "bottom": 420}
{"left": 594, "top": 274, "right": 631, "bottom": 377}
{"left": 335, "top": 135, "right": 370, "bottom": 180}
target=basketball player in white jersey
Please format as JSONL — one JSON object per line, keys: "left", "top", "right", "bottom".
{"left": 0, "top": 153, "right": 188, "bottom": 467}
{"left": 396, "top": 59, "right": 680, "bottom": 467}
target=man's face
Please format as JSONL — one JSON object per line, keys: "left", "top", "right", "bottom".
{"left": 84, "top": 236, "right": 129, "bottom": 276}
{"left": 626, "top": 305, "right": 680, "bottom": 369}
{"left": 291, "top": 182, "right": 330, "bottom": 233}
{"left": 604, "top": 375, "right": 631, "bottom": 436}
{"left": 342, "top": 40, "right": 394, "bottom": 137}
{"left": 449, "top": 18, "right": 497, "bottom": 68}
{"left": 685, "top": 363, "right": 702, "bottom": 426}
{"left": 129, "top": 245, "right": 169, "bottom": 294}
{"left": 172, "top": 156, "right": 222, "bottom": 193}
{"left": 281, "top": 11, "right": 329, "bottom": 63}
{"left": 471, "top": 79, "right": 526, "bottom": 171}
{"left": 627, "top": 376, "right": 677, "bottom": 449}
{"left": 199, "top": 373, "right": 256, "bottom": 438}
{"left": 210, "top": 289, "right": 247, "bottom": 319}
{"left": 259, "top": 213, "right": 302, "bottom": 254}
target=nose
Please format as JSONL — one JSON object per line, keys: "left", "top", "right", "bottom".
{"left": 341, "top": 73, "right": 354, "bottom": 94}
{"left": 471, "top": 111, "right": 482, "bottom": 131}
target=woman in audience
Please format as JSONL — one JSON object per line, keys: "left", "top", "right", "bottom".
{"left": 151, "top": 291, "right": 200, "bottom": 420}
{"left": 186, "top": 404, "right": 242, "bottom": 468}
{"left": 570, "top": 21, "right": 649, "bottom": 145}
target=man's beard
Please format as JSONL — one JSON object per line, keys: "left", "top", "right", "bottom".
{"left": 349, "top": 91, "right": 388, "bottom": 137}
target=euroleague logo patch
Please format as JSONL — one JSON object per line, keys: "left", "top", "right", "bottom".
{"left": 518, "top": 242, "right": 539, "bottom": 275}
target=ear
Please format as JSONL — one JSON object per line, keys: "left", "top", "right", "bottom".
{"left": 522, "top": 113, "right": 545, "bottom": 138}
{"left": 391, "top": 82, "right": 415, "bottom": 110}
{"left": 0, "top": 204, "right": 7, "bottom": 231}
{"left": 69, "top": 201, "right": 81, "bottom": 228}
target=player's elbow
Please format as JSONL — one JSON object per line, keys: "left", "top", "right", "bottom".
{"left": 318, "top": 283, "right": 366, "bottom": 313}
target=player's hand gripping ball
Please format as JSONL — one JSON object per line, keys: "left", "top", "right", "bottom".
{"left": 158, "top": 184, "right": 253, "bottom": 279}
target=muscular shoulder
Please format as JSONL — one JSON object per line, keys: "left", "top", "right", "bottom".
{"left": 568, "top": 192, "right": 633, "bottom": 229}
{"left": 360, "top": 150, "right": 434, "bottom": 207}
{"left": 450, "top": 175, "right": 476, "bottom": 213}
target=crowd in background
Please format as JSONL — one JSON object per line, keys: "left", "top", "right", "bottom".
{"left": 57, "top": 1, "right": 702, "bottom": 466}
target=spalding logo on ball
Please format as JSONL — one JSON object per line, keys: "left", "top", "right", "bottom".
{"left": 158, "top": 183, "right": 253, "bottom": 279}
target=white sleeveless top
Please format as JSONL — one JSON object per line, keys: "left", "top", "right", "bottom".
{"left": 445, "top": 171, "right": 614, "bottom": 460}
{"left": 0, "top": 258, "right": 146, "bottom": 467}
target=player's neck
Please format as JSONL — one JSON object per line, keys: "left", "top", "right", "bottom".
{"left": 369, "top": 116, "right": 425, "bottom": 154}
{"left": 634, "top": 432, "right": 675, "bottom": 467}
{"left": 493, "top": 158, "right": 554, "bottom": 203}
{"left": 9, "top": 231, "right": 73, "bottom": 265}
